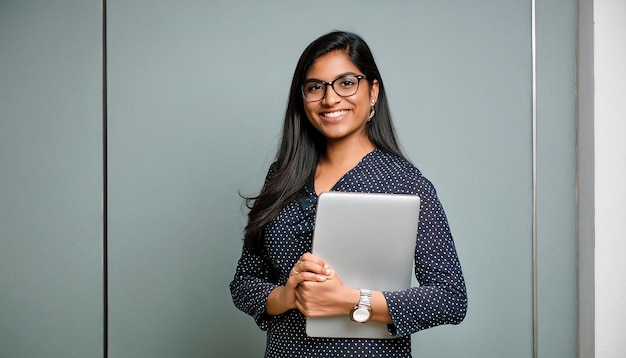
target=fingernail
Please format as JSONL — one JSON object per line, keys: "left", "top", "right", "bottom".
{"left": 318, "top": 275, "right": 327, "bottom": 281}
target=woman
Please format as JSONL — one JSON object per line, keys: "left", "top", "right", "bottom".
{"left": 230, "top": 31, "right": 467, "bottom": 358}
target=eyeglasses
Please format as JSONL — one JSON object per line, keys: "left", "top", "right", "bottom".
{"left": 301, "top": 75, "right": 366, "bottom": 102}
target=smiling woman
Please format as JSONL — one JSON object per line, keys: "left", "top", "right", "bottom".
{"left": 229, "top": 31, "right": 468, "bottom": 358}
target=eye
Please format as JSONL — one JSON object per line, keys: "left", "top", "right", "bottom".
{"left": 305, "top": 82, "right": 323, "bottom": 93}
{"left": 338, "top": 77, "right": 357, "bottom": 88}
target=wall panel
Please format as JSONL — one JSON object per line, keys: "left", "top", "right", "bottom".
{"left": 106, "top": 1, "right": 543, "bottom": 357}
{"left": 0, "top": 1, "right": 104, "bottom": 357}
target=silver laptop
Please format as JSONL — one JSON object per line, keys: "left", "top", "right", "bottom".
{"left": 305, "top": 191, "right": 420, "bottom": 339}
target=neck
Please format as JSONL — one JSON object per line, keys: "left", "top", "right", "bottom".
{"left": 322, "top": 136, "right": 375, "bottom": 167}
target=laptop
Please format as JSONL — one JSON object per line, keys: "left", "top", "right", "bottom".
{"left": 305, "top": 191, "right": 421, "bottom": 339}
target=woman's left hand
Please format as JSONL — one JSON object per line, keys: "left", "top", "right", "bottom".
{"left": 294, "top": 269, "right": 359, "bottom": 318}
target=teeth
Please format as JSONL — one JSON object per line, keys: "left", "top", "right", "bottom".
{"left": 322, "top": 110, "right": 348, "bottom": 118}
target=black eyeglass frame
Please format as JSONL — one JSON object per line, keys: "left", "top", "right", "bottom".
{"left": 301, "top": 74, "right": 367, "bottom": 102}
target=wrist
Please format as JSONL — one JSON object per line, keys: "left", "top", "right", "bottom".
{"left": 266, "top": 286, "right": 294, "bottom": 316}
{"left": 346, "top": 289, "right": 360, "bottom": 314}
{"left": 349, "top": 288, "right": 373, "bottom": 323}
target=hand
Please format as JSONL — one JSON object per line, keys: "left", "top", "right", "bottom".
{"left": 286, "top": 252, "right": 331, "bottom": 291}
{"left": 266, "top": 253, "right": 331, "bottom": 316}
{"left": 290, "top": 252, "right": 332, "bottom": 278}
{"left": 295, "top": 268, "right": 359, "bottom": 318}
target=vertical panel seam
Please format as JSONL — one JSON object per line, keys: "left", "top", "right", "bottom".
{"left": 102, "top": 0, "right": 108, "bottom": 357}
{"left": 531, "top": 0, "right": 538, "bottom": 357}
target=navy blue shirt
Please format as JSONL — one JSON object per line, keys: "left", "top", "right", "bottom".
{"left": 230, "top": 149, "right": 467, "bottom": 358}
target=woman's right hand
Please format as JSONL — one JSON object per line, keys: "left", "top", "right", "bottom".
{"left": 265, "top": 253, "right": 331, "bottom": 316}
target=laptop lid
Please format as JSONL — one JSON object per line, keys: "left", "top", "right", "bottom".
{"left": 305, "top": 191, "right": 420, "bottom": 339}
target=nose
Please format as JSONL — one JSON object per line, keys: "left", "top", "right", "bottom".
{"left": 321, "top": 83, "right": 341, "bottom": 106}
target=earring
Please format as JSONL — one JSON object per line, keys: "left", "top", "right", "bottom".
{"left": 368, "top": 100, "right": 376, "bottom": 121}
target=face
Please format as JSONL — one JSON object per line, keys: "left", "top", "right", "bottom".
{"left": 302, "top": 51, "right": 379, "bottom": 144}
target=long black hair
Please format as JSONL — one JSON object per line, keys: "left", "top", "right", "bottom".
{"left": 243, "top": 31, "right": 406, "bottom": 254}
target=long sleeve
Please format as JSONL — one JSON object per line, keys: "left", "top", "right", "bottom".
{"left": 382, "top": 177, "right": 468, "bottom": 336}
{"left": 229, "top": 165, "right": 282, "bottom": 330}
{"left": 229, "top": 246, "right": 279, "bottom": 331}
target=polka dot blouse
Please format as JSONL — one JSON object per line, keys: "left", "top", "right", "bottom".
{"left": 230, "top": 148, "right": 468, "bottom": 358}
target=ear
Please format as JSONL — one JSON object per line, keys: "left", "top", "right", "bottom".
{"left": 369, "top": 79, "right": 379, "bottom": 105}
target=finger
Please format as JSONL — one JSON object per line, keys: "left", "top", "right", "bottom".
{"left": 290, "top": 257, "right": 306, "bottom": 277}
{"left": 295, "top": 272, "right": 327, "bottom": 284}
{"left": 299, "top": 261, "right": 331, "bottom": 276}
{"left": 300, "top": 252, "right": 326, "bottom": 266}
{"left": 298, "top": 254, "right": 331, "bottom": 276}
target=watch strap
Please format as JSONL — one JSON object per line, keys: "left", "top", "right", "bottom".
{"left": 359, "top": 289, "right": 371, "bottom": 308}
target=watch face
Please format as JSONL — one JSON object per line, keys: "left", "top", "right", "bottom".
{"left": 352, "top": 307, "right": 371, "bottom": 323}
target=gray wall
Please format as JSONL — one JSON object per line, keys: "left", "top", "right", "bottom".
{"left": 0, "top": 1, "right": 104, "bottom": 357}
{"left": 0, "top": 1, "right": 577, "bottom": 357}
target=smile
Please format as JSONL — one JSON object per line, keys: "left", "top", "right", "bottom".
{"left": 320, "top": 110, "right": 350, "bottom": 119}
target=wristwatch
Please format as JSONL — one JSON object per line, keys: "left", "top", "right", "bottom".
{"left": 349, "top": 289, "right": 372, "bottom": 323}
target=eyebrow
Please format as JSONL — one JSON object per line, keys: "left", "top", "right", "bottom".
{"left": 304, "top": 72, "right": 361, "bottom": 83}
